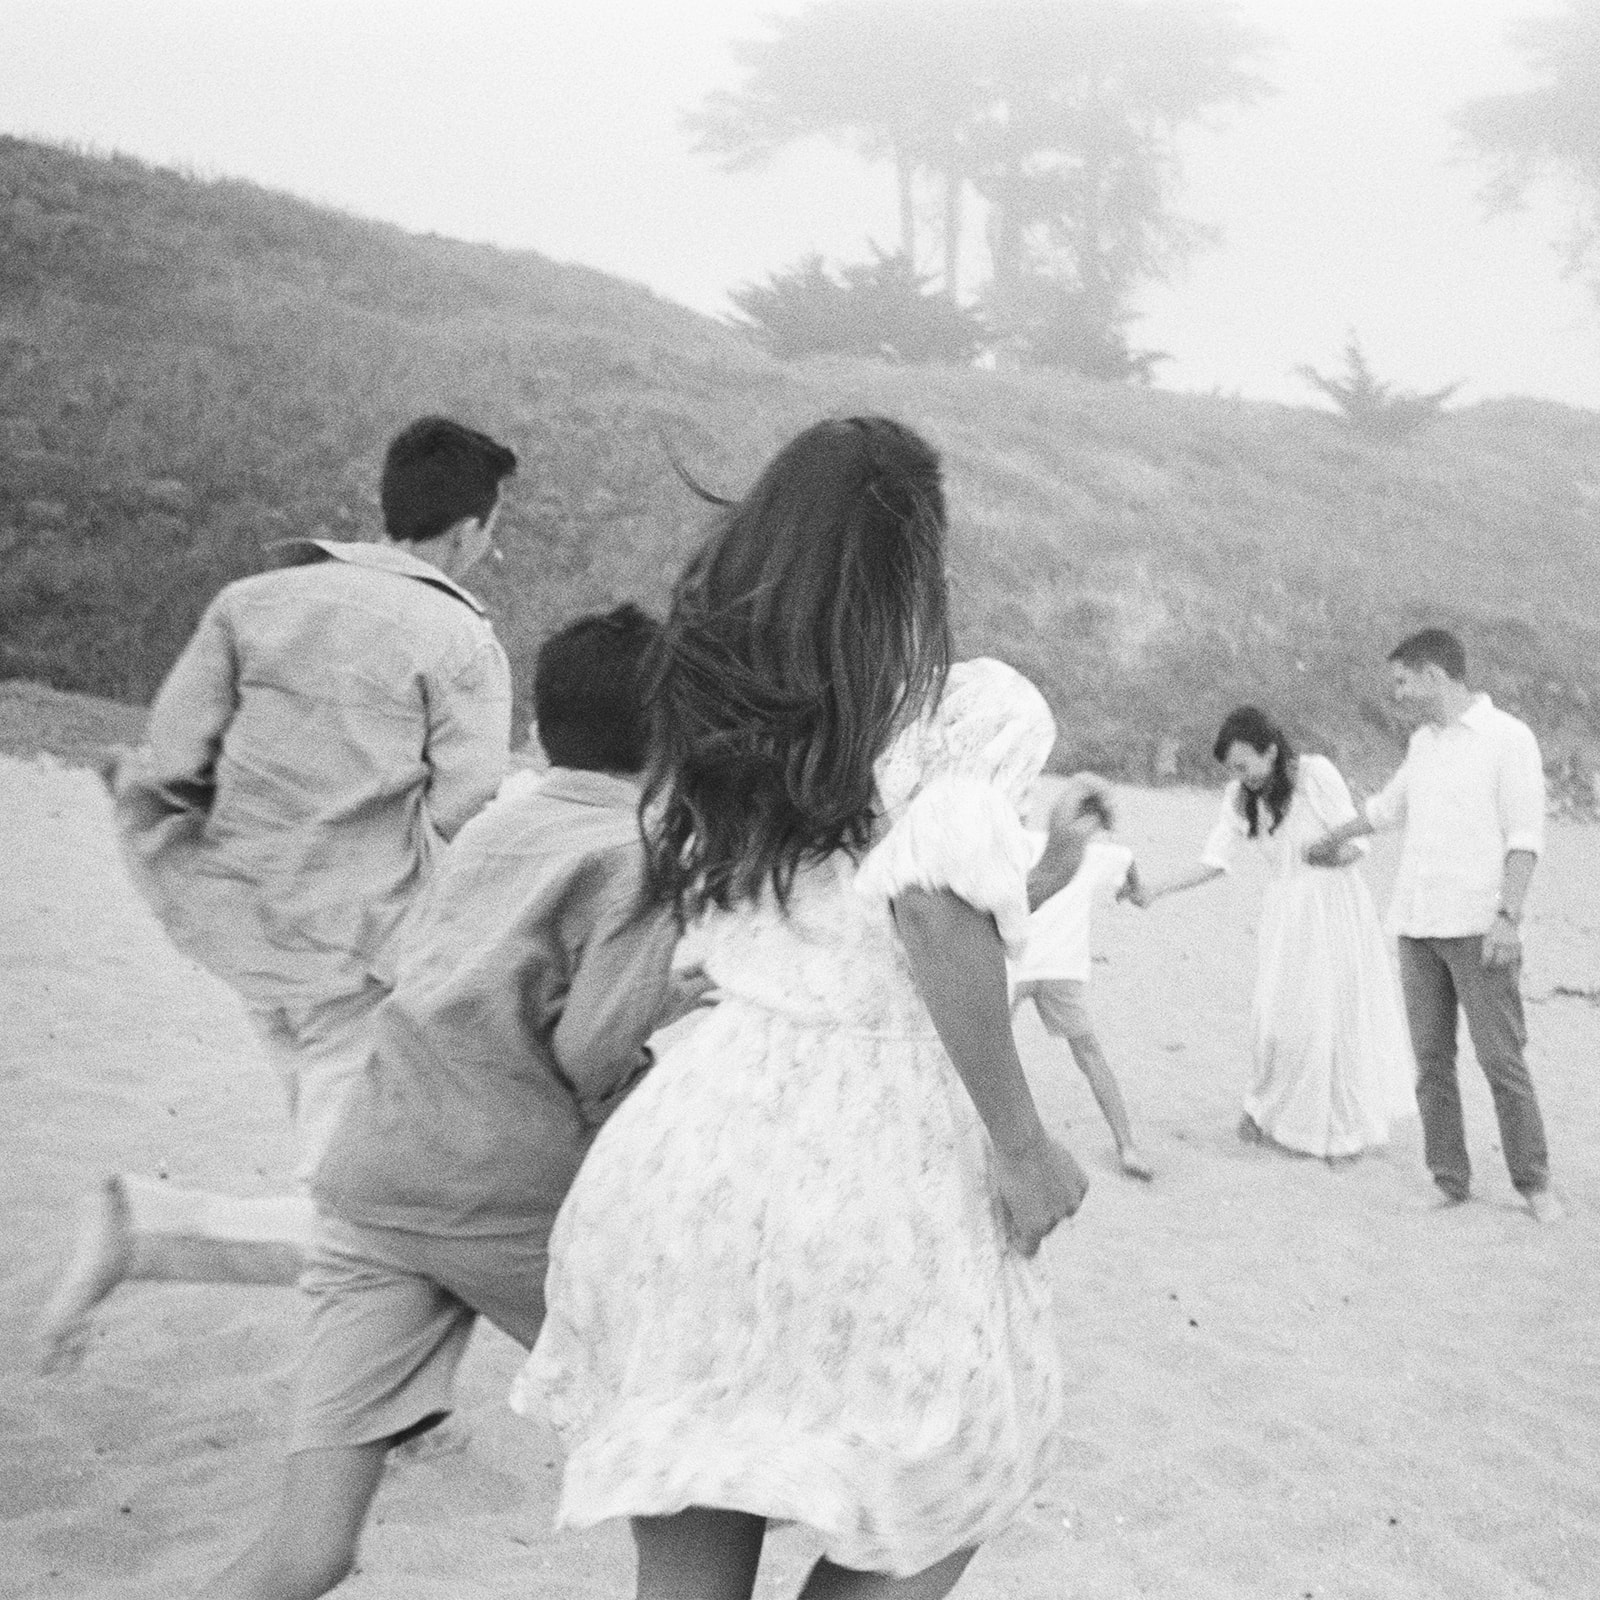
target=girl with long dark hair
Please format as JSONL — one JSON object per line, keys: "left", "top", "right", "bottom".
{"left": 514, "top": 417, "right": 1091, "bottom": 1600}
{"left": 1133, "top": 706, "right": 1415, "bottom": 1157}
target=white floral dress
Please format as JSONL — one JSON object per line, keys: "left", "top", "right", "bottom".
{"left": 511, "top": 660, "right": 1065, "bottom": 1576}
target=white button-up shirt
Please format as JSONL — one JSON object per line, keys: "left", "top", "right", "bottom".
{"left": 1364, "top": 695, "right": 1545, "bottom": 938}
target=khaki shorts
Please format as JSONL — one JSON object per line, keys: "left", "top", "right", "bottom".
{"left": 1013, "top": 978, "right": 1094, "bottom": 1041}
{"left": 291, "top": 1209, "right": 552, "bottom": 1454}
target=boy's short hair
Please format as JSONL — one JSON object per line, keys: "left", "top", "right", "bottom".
{"left": 381, "top": 417, "right": 518, "bottom": 543}
{"left": 534, "top": 605, "right": 660, "bottom": 774}
{"left": 1389, "top": 628, "right": 1467, "bottom": 682}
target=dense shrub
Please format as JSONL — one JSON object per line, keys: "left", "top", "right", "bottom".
{"left": 730, "top": 249, "right": 985, "bottom": 364}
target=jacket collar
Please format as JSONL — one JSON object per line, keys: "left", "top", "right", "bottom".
{"left": 538, "top": 768, "right": 643, "bottom": 810}
{"left": 284, "top": 539, "right": 489, "bottom": 616}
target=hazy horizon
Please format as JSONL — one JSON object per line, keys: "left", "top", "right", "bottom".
{"left": 3, "top": 0, "right": 1594, "bottom": 409}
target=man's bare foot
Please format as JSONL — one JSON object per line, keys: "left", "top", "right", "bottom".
{"left": 1525, "top": 1189, "right": 1566, "bottom": 1224}
{"left": 34, "top": 1177, "right": 135, "bottom": 1374}
{"left": 1118, "top": 1146, "right": 1155, "bottom": 1181}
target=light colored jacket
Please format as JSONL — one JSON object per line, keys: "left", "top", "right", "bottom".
{"left": 115, "top": 540, "right": 511, "bottom": 1008}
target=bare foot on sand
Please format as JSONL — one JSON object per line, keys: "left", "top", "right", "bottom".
{"left": 1119, "top": 1146, "right": 1155, "bottom": 1181}
{"left": 34, "top": 1176, "right": 134, "bottom": 1374}
{"left": 1526, "top": 1189, "right": 1566, "bottom": 1224}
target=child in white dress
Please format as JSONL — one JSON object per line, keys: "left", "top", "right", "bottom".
{"left": 1009, "top": 799, "right": 1154, "bottom": 1180}
{"left": 513, "top": 418, "right": 1093, "bottom": 1600}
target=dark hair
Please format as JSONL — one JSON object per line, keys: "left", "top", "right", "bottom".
{"left": 644, "top": 416, "right": 952, "bottom": 915}
{"left": 1213, "top": 706, "right": 1296, "bottom": 837}
{"left": 534, "top": 604, "right": 660, "bottom": 774}
{"left": 1388, "top": 628, "right": 1466, "bottom": 682}
{"left": 380, "top": 416, "right": 518, "bottom": 543}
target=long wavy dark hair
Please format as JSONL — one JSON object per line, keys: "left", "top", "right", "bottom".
{"left": 643, "top": 416, "right": 952, "bottom": 915}
{"left": 1212, "top": 706, "right": 1296, "bottom": 837}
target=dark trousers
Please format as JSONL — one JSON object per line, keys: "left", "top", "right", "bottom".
{"left": 1397, "top": 936, "right": 1550, "bottom": 1198}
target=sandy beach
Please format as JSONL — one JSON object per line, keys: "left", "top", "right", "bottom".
{"left": 4, "top": 743, "right": 1598, "bottom": 1599}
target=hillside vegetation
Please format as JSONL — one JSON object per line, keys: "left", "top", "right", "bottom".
{"left": 3, "top": 135, "right": 1599, "bottom": 792}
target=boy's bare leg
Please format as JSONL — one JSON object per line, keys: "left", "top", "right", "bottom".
{"left": 798, "top": 1547, "right": 975, "bottom": 1598}
{"left": 632, "top": 1507, "right": 766, "bottom": 1600}
{"left": 194, "top": 1443, "right": 388, "bottom": 1600}
{"left": 1066, "top": 1033, "right": 1154, "bottom": 1180}
{"left": 35, "top": 1174, "right": 313, "bottom": 1372}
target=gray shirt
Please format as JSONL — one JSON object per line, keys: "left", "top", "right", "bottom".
{"left": 312, "top": 769, "right": 679, "bottom": 1236}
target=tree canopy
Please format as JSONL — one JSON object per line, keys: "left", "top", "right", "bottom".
{"left": 686, "top": 0, "right": 1273, "bottom": 361}
{"left": 1457, "top": 0, "right": 1600, "bottom": 284}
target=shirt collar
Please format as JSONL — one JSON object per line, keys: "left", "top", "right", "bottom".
{"left": 283, "top": 539, "right": 489, "bottom": 616}
{"left": 538, "top": 768, "right": 643, "bottom": 811}
{"left": 1457, "top": 693, "right": 1495, "bottom": 731}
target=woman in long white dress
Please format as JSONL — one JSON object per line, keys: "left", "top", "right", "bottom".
{"left": 1135, "top": 707, "right": 1416, "bottom": 1158}
{"left": 512, "top": 417, "right": 1094, "bottom": 1600}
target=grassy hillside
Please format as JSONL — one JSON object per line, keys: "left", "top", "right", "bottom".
{"left": 4, "top": 134, "right": 1599, "bottom": 795}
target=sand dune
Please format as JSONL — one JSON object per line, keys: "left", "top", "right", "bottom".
{"left": 4, "top": 754, "right": 1597, "bottom": 1598}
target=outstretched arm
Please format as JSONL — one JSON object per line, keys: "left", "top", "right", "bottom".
{"left": 893, "top": 887, "right": 1088, "bottom": 1255}
{"left": 1026, "top": 773, "right": 1115, "bottom": 909}
{"left": 1303, "top": 813, "right": 1375, "bottom": 867}
{"left": 1129, "top": 861, "right": 1225, "bottom": 906}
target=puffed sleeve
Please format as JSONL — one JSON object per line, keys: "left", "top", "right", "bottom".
{"left": 1199, "top": 783, "right": 1247, "bottom": 872}
{"left": 1300, "top": 755, "right": 1369, "bottom": 856}
{"left": 855, "top": 773, "right": 1045, "bottom": 954}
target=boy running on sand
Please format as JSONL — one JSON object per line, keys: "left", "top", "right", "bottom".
{"left": 196, "top": 604, "right": 700, "bottom": 1600}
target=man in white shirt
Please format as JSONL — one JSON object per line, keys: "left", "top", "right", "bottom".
{"left": 1306, "top": 629, "right": 1560, "bottom": 1221}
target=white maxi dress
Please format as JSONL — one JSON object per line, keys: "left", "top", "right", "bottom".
{"left": 511, "top": 660, "right": 1066, "bottom": 1576}
{"left": 1202, "top": 754, "right": 1417, "bottom": 1157}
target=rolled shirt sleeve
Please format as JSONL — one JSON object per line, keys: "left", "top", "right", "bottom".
{"left": 1498, "top": 719, "right": 1547, "bottom": 857}
{"left": 1363, "top": 756, "right": 1410, "bottom": 834}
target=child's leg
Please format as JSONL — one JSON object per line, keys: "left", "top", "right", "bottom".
{"left": 196, "top": 1214, "right": 479, "bottom": 1598}
{"left": 193, "top": 1443, "right": 387, "bottom": 1600}
{"left": 1064, "top": 1032, "right": 1154, "bottom": 1180}
{"left": 35, "top": 1175, "right": 313, "bottom": 1372}
{"left": 631, "top": 1507, "right": 766, "bottom": 1600}
{"left": 1030, "top": 982, "right": 1153, "bottom": 1180}
{"left": 798, "top": 1547, "right": 976, "bottom": 1598}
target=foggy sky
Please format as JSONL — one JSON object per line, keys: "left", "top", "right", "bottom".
{"left": 1, "top": 0, "right": 1591, "bottom": 409}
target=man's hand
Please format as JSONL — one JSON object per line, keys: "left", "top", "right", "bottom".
{"left": 1303, "top": 833, "right": 1343, "bottom": 868}
{"left": 1483, "top": 915, "right": 1522, "bottom": 970}
{"left": 992, "top": 1135, "right": 1089, "bottom": 1257}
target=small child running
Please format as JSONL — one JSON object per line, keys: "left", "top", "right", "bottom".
{"left": 1011, "top": 784, "right": 1154, "bottom": 1180}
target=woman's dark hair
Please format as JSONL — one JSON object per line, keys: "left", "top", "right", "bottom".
{"left": 533, "top": 604, "right": 660, "bottom": 775}
{"left": 643, "top": 416, "right": 952, "bottom": 915}
{"left": 1212, "top": 706, "right": 1295, "bottom": 837}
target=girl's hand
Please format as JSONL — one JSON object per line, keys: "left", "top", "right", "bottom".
{"left": 994, "top": 1136, "right": 1089, "bottom": 1256}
